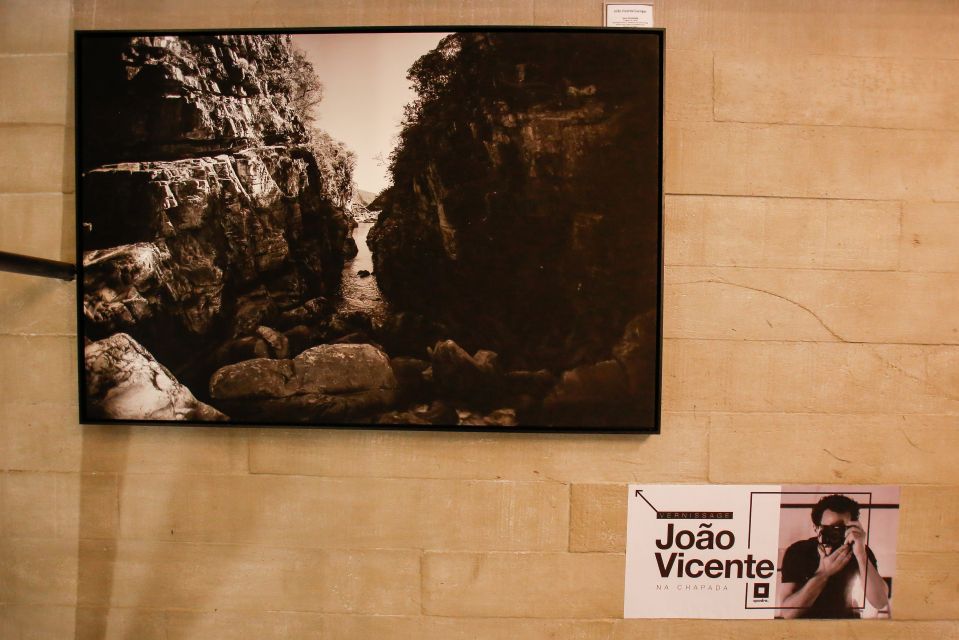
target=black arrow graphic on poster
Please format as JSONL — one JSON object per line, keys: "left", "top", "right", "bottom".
{"left": 634, "top": 489, "right": 660, "bottom": 513}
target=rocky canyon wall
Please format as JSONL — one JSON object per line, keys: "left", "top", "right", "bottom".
{"left": 79, "top": 34, "right": 355, "bottom": 418}
{"left": 369, "top": 32, "right": 662, "bottom": 424}
{"left": 369, "top": 32, "right": 661, "bottom": 374}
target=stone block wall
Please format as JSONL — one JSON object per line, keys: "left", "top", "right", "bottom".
{"left": 2, "top": 1, "right": 958, "bottom": 637}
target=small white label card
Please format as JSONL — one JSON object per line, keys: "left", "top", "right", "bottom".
{"left": 604, "top": 3, "right": 655, "bottom": 28}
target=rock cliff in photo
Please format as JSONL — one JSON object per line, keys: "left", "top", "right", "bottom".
{"left": 79, "top": 34, "right": 356, "bottom": 417}
{"left": 369, "top": 32, "right": 661, "bottom": 424}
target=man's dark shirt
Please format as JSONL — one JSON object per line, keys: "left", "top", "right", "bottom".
{"left": 780, "top": 537, "right": 879, "bottom": 619}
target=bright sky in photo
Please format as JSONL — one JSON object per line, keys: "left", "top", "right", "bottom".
{"left": 293, "top": 32, "right": 451, "bottom": 193}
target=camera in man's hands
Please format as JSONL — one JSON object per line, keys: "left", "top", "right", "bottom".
{"left": 818, "top": 524, "right": 850, "bottom": 550}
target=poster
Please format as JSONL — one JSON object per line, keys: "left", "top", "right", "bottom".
{"left": 624, "top": 484, "right": 900, "bottom": 619}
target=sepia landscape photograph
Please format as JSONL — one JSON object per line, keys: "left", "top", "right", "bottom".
{"left": 77, "top": 28, "right": 663, "bottom": 430}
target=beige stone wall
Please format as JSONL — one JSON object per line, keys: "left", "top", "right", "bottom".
{"left": 2, "top": 0, "right": 958, "bottom": 637}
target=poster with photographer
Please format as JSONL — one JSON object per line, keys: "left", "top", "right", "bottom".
{"left": 624, "top": 484, "right": 900, "bottom": 619}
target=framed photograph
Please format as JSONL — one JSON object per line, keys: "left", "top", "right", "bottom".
{"left": 76, "top": 26, "right": 664, "bottom": 432}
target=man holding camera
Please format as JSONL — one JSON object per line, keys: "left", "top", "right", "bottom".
{"left": 778, "top": 494, "right": 890, "bottom": 618}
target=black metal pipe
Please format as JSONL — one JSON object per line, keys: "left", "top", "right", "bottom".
{"left": 0, "top": 251, "right": 76, "bottom": 281}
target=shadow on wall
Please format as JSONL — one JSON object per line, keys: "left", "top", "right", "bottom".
{"left": 62, "top": 93, "right": 74, "bottom": 264}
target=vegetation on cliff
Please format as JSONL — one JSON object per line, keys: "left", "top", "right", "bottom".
{"left": 311, "top": 130, "right": 357, "bottom": 210}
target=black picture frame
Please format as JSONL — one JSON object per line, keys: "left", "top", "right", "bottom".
{"left": 75, "top": 26, "right": 664, "bottom": 433}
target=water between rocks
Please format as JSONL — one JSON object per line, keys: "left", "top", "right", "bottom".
{"left": 335, "top": 221, "right": 390, "bottom": 323}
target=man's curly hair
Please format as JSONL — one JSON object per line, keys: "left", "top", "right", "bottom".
{"left": 811, "top": 494, "right": 861, "bottom": 526}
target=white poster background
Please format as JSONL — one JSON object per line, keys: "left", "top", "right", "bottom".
{"left": 625, "top": 484, "right": 782, "bottom": 619}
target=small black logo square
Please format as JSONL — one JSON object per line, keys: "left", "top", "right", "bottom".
{"left": 753, "top": 583, "right": 770, "bottom": 599}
